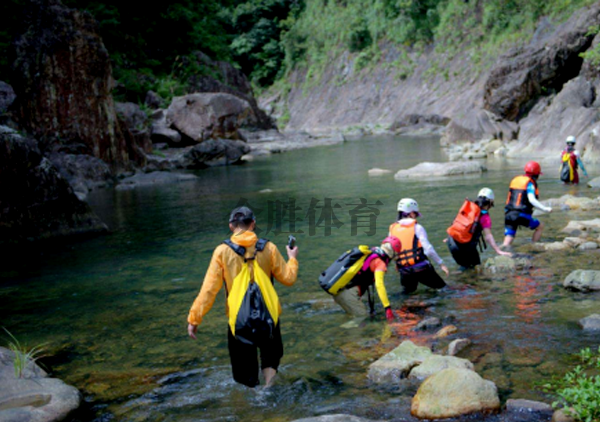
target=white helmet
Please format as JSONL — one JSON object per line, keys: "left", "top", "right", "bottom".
{"left": 397, "top": 198, "right": 420, "bottom": 216}
{"left": 566, "top": 136, "right": 576, "bottom": 145}
{"left": 477, "top": 187, "right": 495, "bottom": 202}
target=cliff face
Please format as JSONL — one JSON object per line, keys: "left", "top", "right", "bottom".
{"left": 0, "top": 126, "right": 108, "bottom": 242}
{"left": 10, "top": 0, "right": 145, "bottom": 171}
{"left": 265, "top": 1, "right": 600, "bottom": 162}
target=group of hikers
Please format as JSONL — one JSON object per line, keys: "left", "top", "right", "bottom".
{"left": 186, "top": 136, "right": 589, "bottom": 389}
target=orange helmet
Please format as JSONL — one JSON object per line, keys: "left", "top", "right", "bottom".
{"left": 524, "top": 161, "right": 542, "bottom": 176}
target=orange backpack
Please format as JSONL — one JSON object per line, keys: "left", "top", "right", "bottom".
{"left": 447, "top": 199, "right": 481, "bottom": 244}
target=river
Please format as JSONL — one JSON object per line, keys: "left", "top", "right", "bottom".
{"left": 1, "top": 135, "right": 599, "bottom": 422}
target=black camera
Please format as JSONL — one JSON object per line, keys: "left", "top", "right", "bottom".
{"left": 287, "top": 235, "right": 296, "bottom": 249}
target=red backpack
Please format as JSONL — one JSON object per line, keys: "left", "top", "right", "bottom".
{"left": 447, "top": 199, "right": 481, "bottom": 244}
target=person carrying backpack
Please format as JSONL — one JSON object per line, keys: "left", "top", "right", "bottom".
{"left": 503, "top": 161, "right": 552, "bottom": 248}
{"left": 560, "top": 136, "right": 588, "bottom": 185}
{"left": 187, "top": 206, "right": 298, "bottom": 388}
{"left": 319, "top": 236, "right": 402, "bottom": 321}
{"left": 390, "top": 198, "right": 449, "bottom": 294}
{"left": 445, "top": 188, "right": 512, "bottom": 269}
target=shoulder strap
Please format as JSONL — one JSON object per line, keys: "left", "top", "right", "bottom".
{"left": 255, "top": 238, "right": 269, "bottom": 252}
{"left": 223, "top": 239, "right": 246, "bottom": 257}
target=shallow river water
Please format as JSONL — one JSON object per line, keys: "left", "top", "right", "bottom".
{"left": 2, "top": 136, "right": 600, "bottom": 422}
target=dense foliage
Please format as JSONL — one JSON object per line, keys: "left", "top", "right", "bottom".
{"left": 543, "top": 347, "right": 600, "bottom": 422}
{"left": 0, "top": 0, "right": 596, "bottom": 100}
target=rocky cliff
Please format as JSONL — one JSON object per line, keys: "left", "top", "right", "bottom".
{"left": 263, "top": 1, "right": 600, "bottom": 162}
{"left": 10, "top": 0, "right": 146, "bottom": 171}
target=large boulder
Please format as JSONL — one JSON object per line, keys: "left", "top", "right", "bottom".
{"left": 394, "top": 161, "right": 486, "bottom": 180}
{"left": 0, "top": 127, "right": 108, "bottom": 242}
{"left": 411, "top": 367, "right": 500, "bottom": 419}
{"left": 186, "top": 51, "right": 274, "bottom": 130}
{"left": 150, "top": 109, "right": 182, "bottom": 145}
{"left": 483, "top": 2, "right": 600, "bottom": 121}
{"left": 115, "top": 102, "right": 152, "bottom": 154}
{"left": 0, "top": 346, "right": 82, "bottom": 422}
{"left": 440, "top": 109, "right": 518, "bottom": 146}
{"left": 47, "top": 152, "right": 113, "bottom": 200}
{"left": 482, "top": 254, "right": 533, "bottom": 275}
{"left": 564, "top": 270, "right": 600, "bottom": 292}
{"left": 166, "top": 93, "right": 257, "bottom": 143}
{"left": 368, "top": 341, "right": 432, "bottom": 384}
{"left": 0, "top": 81, "right": 16, "bottom": 114}
{"left": 178, "top": 139, "right": 251, "bottom": 169}
{"left": 408, "top": 355, "right": 474, "bottom": 381}
{"left": 562, "top": 219, "right": 600, "bottom": 236}
{"left": 10, "top": 0, "right": 145, "bottom": 171}
{"left": 579, "top": 314, "right": 600, "bottom": 331}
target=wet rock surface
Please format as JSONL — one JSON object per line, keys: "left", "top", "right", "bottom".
{"left": 563, "top": 270, "right": 600, "bottom": 291}
{"left": 394, "top": 161, "right": 486, "bottom": 180}
{"left": 116, "top": 172, "right": 198, "bottom": 190}
{"left": 579, "top": 313, "right": 600, "bottom": 331}
{"left": 368, "top": 341, "right": 433, "bottom": 384}
{"left": 483, "top": 255, "right": 533, "bottom": 275}
{"left": 411, "top": 367, "right": 500, "bottom": 419}
{"left": 166, "top": 93, "right": 256, "bottom": 143}
{"left": 0, "top": 127, "right": 108, "bottom": 242}
{"left": 408, "top": 355, "right": 474, "bottom": 381}
{"left": 0, "top": 346, "right": 82, "bottom": 422}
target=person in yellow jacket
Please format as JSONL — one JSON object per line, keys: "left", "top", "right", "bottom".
{"left": 187, "top": 206, "right": 298, "bottom": 388}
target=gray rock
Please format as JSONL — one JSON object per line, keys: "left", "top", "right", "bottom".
{"left": 588, "top": 176, "right": 600, "bottom": 189}
{"left": 47, "top": 153, "right": 113, "bottom": 200}
{"left": 367, "top": 168, "right": 392, "bottom": 176}
{"left": 179, "top": 139, "right": 251, "bottom": 169}
{"left": 291, "top": 416, "right": 382, "bottom": 422}
{"left": 166, "top": 93, "right": 256, "bottom": 142}
{"left": 440, "top": 109, "right": 518, "bottom": 145}
{"left": 552, "top": 408, "right": 577, "bottom": 422}
{"left": 0, "top": 81, "right": 16, "bottom": 114}
{"left": 563, "top": 237, "right": 586, "bottom": 247}
{"left": 578, "top": 241, "right": 599, "bottom": 250}
{"left": 505, "top": 399, "right": 553, "bottom": 416}
{"left": 115, "top": 102, "right": 152, "bottom": 154}
{"left": 116, "top": 171, "right": 198, "bottom": 190}
{"left": 150, "top": 109, "right": 182, "bottom": 145}
{"left": 394, "top": 161, "right": 486, "bottom": 180}
{"left": 483, "top": 255, "right": 533, "bottom": 274}
{"left": 447, "top": 338, "right": 472, "bottom": 356}
{"left": 579, "top": 314, "right": 600, "bottom": 331}
{"left": 0, "top": 347, "right": 82, "bottom": 422}
{"left": 408, "top": 355, "right": 474, "bottom": 381}
{"left": 0, "top": 129, "right": 108, "bottom": 241}
{"left": 564, "top": 270, "right": 600, "bottom": 291}
{"left": 144, "top": 90, "right": 163, "bottom": 109}
{"left": 411, "top": 368, "right": 500, "bottom": 418}
{"left": 368, "top": 340, "right": 432, "bottom": 384}
{"left": 414, "top": 317, "right": 441, "bottom": 331}
{"left": 562, "top": 219, "right": 600, "bottom": 236}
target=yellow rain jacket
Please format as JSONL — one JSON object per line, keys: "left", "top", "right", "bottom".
{"left": 188, "top": 231, "right": 298, "bottom": 326}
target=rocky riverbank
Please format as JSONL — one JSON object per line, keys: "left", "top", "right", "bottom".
{"left": 262, "top": 1, "right": 600, "bottom": 163}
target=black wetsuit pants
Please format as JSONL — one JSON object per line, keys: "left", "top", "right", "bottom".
{"left": 397, "top": 260, "right": 446, "bottom": 293}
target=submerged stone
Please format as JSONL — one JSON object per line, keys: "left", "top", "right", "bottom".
{"left": 579, "top": 314, "right": 600, "bottom": 331}
{"left": 483, "top": 255, "right": 532, "bottom": 274}
{"left": 447, "top": 338, "right": 472, "bottom": 356}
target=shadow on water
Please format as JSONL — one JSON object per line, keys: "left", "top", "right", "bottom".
{"left": 2, "top": 135, "right": 600, "bottom": 421}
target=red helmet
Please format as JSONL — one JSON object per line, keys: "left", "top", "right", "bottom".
{"left": 524, "top": 161, "right": 542, "bottom": 176}
{"left": 382, "top": 236, "right": 402, "bottom": 253}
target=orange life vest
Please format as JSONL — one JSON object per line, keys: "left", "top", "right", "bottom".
{"left": 505, "top": 175, "right": 539, "bottom": 214}
{"left": 389, "top": 220, "right": 425, "bottom": 267}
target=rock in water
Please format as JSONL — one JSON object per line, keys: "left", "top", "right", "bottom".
{"left": 368, "top": 168, "right": 392, "bottom": 176}
{"left": 447, "top": 339, "right": 472, "bottom": 356}
{"left": 483, "top": 255, "right": 532, "bottom": 274}
{"left": 394, "top": 161, "right": 486, "bottom": 180}
{"left": 579, "top": 314, "right": 600, "bottom": 331}
{"left": 291, "top": 416, "right": 382, "bottom": 422}
{"left": 564, "top": 270, "right": 600, "bottom": 291}
{"left": 368, "top": 341, "right": 432, "bottom": 384}
{"left": 167, "top": 93, "right": 256, "bottom": 142}
{"left": 0, "top": 128, "right": 108, "bottom": 241}
{"left": 408, "top": 355, "right": 474, "bottom": 381}
{"left": 11, "top": 0, "right": 145, "bottom": 170}
{"left": 0, "top": 346, "right": 82, "bottom": 422}
{"left": 411, "top": 367, "right": 500, "bottom": 419}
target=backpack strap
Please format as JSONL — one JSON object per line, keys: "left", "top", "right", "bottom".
{"left": 255, "top": 238, "right": 269, "bottom": 252}
{"left": 223, "top": 239, "right": 246, "bottom": 257}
